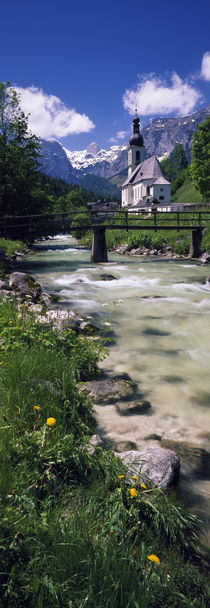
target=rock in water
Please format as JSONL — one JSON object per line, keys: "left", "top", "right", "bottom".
{"left": 115, "top": 448, "right": 180, "bottom": 489}
{"left": 9, "top": 272, "right": 42, "bottom": 302}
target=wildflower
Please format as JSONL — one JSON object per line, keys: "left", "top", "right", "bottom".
{"left": 33, "top": 406, "right": 41, "bottom": 411}
{"left": 9, "top": 320, "right": 13, "bottom": 324}
{"left": 118, "top": 474, "right": 124, "bottom": 479}
{"left": 47, "top": 417, "right": 56, "bottom": 427}
{"left": 102, "top": 321, "right": 111, "bottom": 326}
{"left": 147, "top": 554, "right": 160, "bottom": 565}
{"left": 38, "top": 337, "right": 42, "bottom": 341}
{"left": 0, "top": 362, "right": 3, "bottom": 365}
{"left": 140, "top": 483, "right": 147, "bottom": 489}
{"left": 15, "top": 411, "right": 20, "bottom": 415}
{"left": 24, "top": 303, "right": 28, "bottom": 308}
{"left": 132, "top": 526, "right": 138, "bottom": 530}
{"left": 133, "top": 550, "right": 137, "bottom": 556}
{"left": 129, "top": 488, "right": 137, "bottom": 498}
{"left": 131, "top": 475, "right": 138, "bottom": 481}
{"left": 109, "top": 529, "right": 114, "bottom": 534}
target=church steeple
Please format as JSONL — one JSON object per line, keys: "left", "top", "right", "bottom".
{"left": 128, "top": 109, "right": 145, "bottom": 176}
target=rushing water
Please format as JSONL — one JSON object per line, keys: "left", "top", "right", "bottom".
{"left": 21, "top": 234, "right": 210, "bottom": 542}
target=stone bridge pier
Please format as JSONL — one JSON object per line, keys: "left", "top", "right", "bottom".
{"left": 91, "top": 227, "right": 108, "bottom": 263}
{"left": 191, "top": 228, "right": 203, "bottom": 258}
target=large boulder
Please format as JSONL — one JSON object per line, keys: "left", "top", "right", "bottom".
{"left": 115, "top": 448, "right": 180, "bottom": 489}
{"left": 79, "top": 375, "right": 137, "bottom": 405}
{"left": 9, "top": 272, "right": 41, "bottom": 302}
{"left": 116, "top": 399, "right": 151, "bottom": 415}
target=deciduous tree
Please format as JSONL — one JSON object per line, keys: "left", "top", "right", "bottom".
{"left": 190, "top": 116, "right": 210, "bottom": 201}
{"left": 0, "top": 82, "right": 42, "bottom": 215}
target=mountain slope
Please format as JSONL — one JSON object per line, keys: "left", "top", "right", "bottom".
{"left": 39, "top": 106, "right": 210, "bottom": 190}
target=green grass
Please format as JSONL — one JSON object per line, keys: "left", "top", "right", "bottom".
{"left": 0, "top": 238, "right": 27, "bottom": 257}
{"left": 171, "top": 180, "right": 203, "bottom": 203}
{"left": 0, "top": 300, "right": 209, "bottom": 607}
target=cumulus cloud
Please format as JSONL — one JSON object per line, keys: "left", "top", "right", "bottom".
{"left": 123, "top": 72, "right": 202, "bottom": 117}
{"left": 201, "top": 51, "right": 210, "bottom": 81}
{"left": 15, "top": 86, "right": 95, "bottom": 138}
{"left": 116, "top": 130, "right": 128, "bottom": 139}
{"left": 108, "top": 130, "right": 129, "bottom": 144}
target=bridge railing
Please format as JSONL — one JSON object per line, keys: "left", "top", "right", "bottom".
{"left": 0, "top": 207, "right": 210, "bottom": 239}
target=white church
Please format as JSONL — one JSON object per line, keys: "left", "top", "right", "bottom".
{"left": 121, "top": 111, "right": 171, "bottom": 208}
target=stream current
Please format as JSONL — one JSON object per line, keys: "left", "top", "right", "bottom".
{"left": 21, "top": 234, "right": 210, "bottom": 542}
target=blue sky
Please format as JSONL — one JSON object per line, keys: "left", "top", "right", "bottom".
{"left": 1, "top": 0, "right": 210, "bottom": 150}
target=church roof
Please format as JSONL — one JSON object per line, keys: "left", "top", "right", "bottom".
{"left": 122, "top": 155, "right": 170, "bottom": 187}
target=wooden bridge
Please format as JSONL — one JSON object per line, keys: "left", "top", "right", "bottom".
{"left": 0, "top": 207, "right": 210, "bottom": 262}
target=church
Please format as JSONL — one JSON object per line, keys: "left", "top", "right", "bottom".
{"left": 121, "top": 111, "right": 171, "bottom": 208}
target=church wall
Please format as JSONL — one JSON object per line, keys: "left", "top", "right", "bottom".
{"left": 152, "top": 184, "right": 171, "bottom": 203}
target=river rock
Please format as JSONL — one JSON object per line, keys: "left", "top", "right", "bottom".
{"left": 79, "top": 375, "right": 137, "bottom": 405}
{"left": 9, "top": 272, "right": 42, "bottom": 302}
{"left": 87, "top": 434, "right": 103, "bottom": 455}
{"left": 200, "top": 252, "right": 210, "bottom": 264}
{"left": 0, "top": 280, "right": 10, "bottom": 290}
{"left": 114, "top": 441, "right": 138, "bottom": 452}
{"left": 37, "top": 309, "right": 99, "bottom": 335}
{"left": 115, "top": 448, "right": 180, "bottom": 489}
{"left": 98, "top": 273, "right": 117, "bottom": 281}
{"left": 116, "top": 399, "right": 151, "bottom": 415}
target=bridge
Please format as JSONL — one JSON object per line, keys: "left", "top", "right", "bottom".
{"left": 0, "top": 207, "right": 210, "bottom": 262}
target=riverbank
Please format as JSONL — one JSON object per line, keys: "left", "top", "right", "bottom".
{"left": 0, "top": 256, "right": 209, "bottom": 606}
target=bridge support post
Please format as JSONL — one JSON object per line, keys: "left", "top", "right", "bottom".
{"left": 191, "top": 228, "right": 203, "bottom": 258}
{"left": 91, "top": 227, "right": 108, "bottom": 263}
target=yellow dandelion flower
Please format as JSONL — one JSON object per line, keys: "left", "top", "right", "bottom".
{"left": 131, "top": 475, "right": 138, "bottom": 481}
{"left": 9, "top": 320, "right": 13, "bottom": 324}
{"left": 118, "top": 474, "right": 124, "bottom": 479}
{"left": 147, "top": 554, "right": 160, "bottom": 565}
{"left": 33, "top": 405, "right": 41, "bottom": 411}
{"left": 129, "top": 488, "right": 137, "bottom": 498}
{"left": 140, "top": 483, "right": 147, "bottom": 489}
{"left": 133, "top": 550, "right": 137, "bottom": 556}
{"left": 109, "top": 529, "right": 114, "bottom": 534}
{"left": 38, "top": 337, "right": 42, "bottom": 341}
{"left": 47, "top": 417, "right": 56, "bottom": 427}
{"left": 0, "top": 362, "right": 3, "bottom": 365}
{"left": 132, "top": 525, "right": 138, "bottom": 530}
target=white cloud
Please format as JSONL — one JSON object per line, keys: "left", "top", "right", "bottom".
{"left": 201, "top": 51, "right": 210, "bottom": 81}
{"left": 15, "top": 86, "right": 95, "bottom": 138}
{"left": 123, "top": 73, "right": 202, "bottom": 117}
{"left": 108, "top": 130, "right": 128, "bottom": 144}
{"left": 116, "top": 130, "right": 128, "bottom": 139}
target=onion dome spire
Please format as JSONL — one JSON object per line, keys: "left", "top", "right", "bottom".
{"left": 129, "top": 108, "right": 144, "bottom": 147}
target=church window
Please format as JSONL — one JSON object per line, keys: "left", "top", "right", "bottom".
{"left": 146, "top": 186, "right": 150, "bottom": 195}
{"left": 160, "top": 188, "right": 163, "bottom": 191}
{"left": 136, "top": 151, "right": 140, "bottom": 163}
{"left": 159, "top": 196, "right": 164, "bottom": 200}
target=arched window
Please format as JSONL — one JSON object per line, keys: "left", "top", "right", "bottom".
{"left": 136, "top": 150, "right": 140, "bottom": 163}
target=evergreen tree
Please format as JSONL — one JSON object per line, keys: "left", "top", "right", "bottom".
{"left": 190, "top": 116, "right": 210, "bottom": 201}
{"left": 0, "top": 82, "right": 42, "bottom": 215}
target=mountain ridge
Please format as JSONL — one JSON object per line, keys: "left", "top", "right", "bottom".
{"left": 38, "top": 106, "right": 210, "bottom": 194}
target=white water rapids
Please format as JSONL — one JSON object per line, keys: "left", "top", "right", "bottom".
{"left": 22, "top": 234, "right": 210, "bottom": 543}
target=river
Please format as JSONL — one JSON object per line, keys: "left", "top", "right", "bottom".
{"left": 21, "top": 234, "right": 210, "bottom": 543}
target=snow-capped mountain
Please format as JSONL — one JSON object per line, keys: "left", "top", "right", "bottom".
{"left": 63, "top": 142, "right": 127, "bottom": 174}
{"left": 39, "top": 106, "right": 210, "bottom": 187}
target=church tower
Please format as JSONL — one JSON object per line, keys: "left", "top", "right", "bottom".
{"left": 128, "top": 109, "right": 145, "bottom": 176}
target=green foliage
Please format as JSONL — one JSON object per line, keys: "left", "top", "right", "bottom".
{"left": 161, "top": 144, "right": 188, "bottom": 183}
{"left": 171, "top": 179, "right": 203, "bottom": 203}
{"left": 79, "top": 173, "right": 121, "bottom": 201}
{"left": 190, "top": 116, "right": 210, "bottom": 201}
{"left": 0, "top": 82, "right": 42, "bottom": 215}
{"left": 71, "top": 212, "right": 91, "bottom": 239}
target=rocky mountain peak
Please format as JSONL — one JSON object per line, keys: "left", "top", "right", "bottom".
{"left": 86, "top": 142, "right": 100, "bottom": 155}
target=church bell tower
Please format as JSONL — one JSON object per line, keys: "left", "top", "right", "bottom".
{"left": 128, "top": 109, "right": 145, "bottom": 176}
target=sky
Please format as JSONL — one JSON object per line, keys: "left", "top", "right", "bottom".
{"left": 1, "top": 0, "right": 210, "bottom": 151}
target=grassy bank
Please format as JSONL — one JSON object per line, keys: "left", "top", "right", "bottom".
{"left": 0, "top": 298, "right": 209, "bottom": 607}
